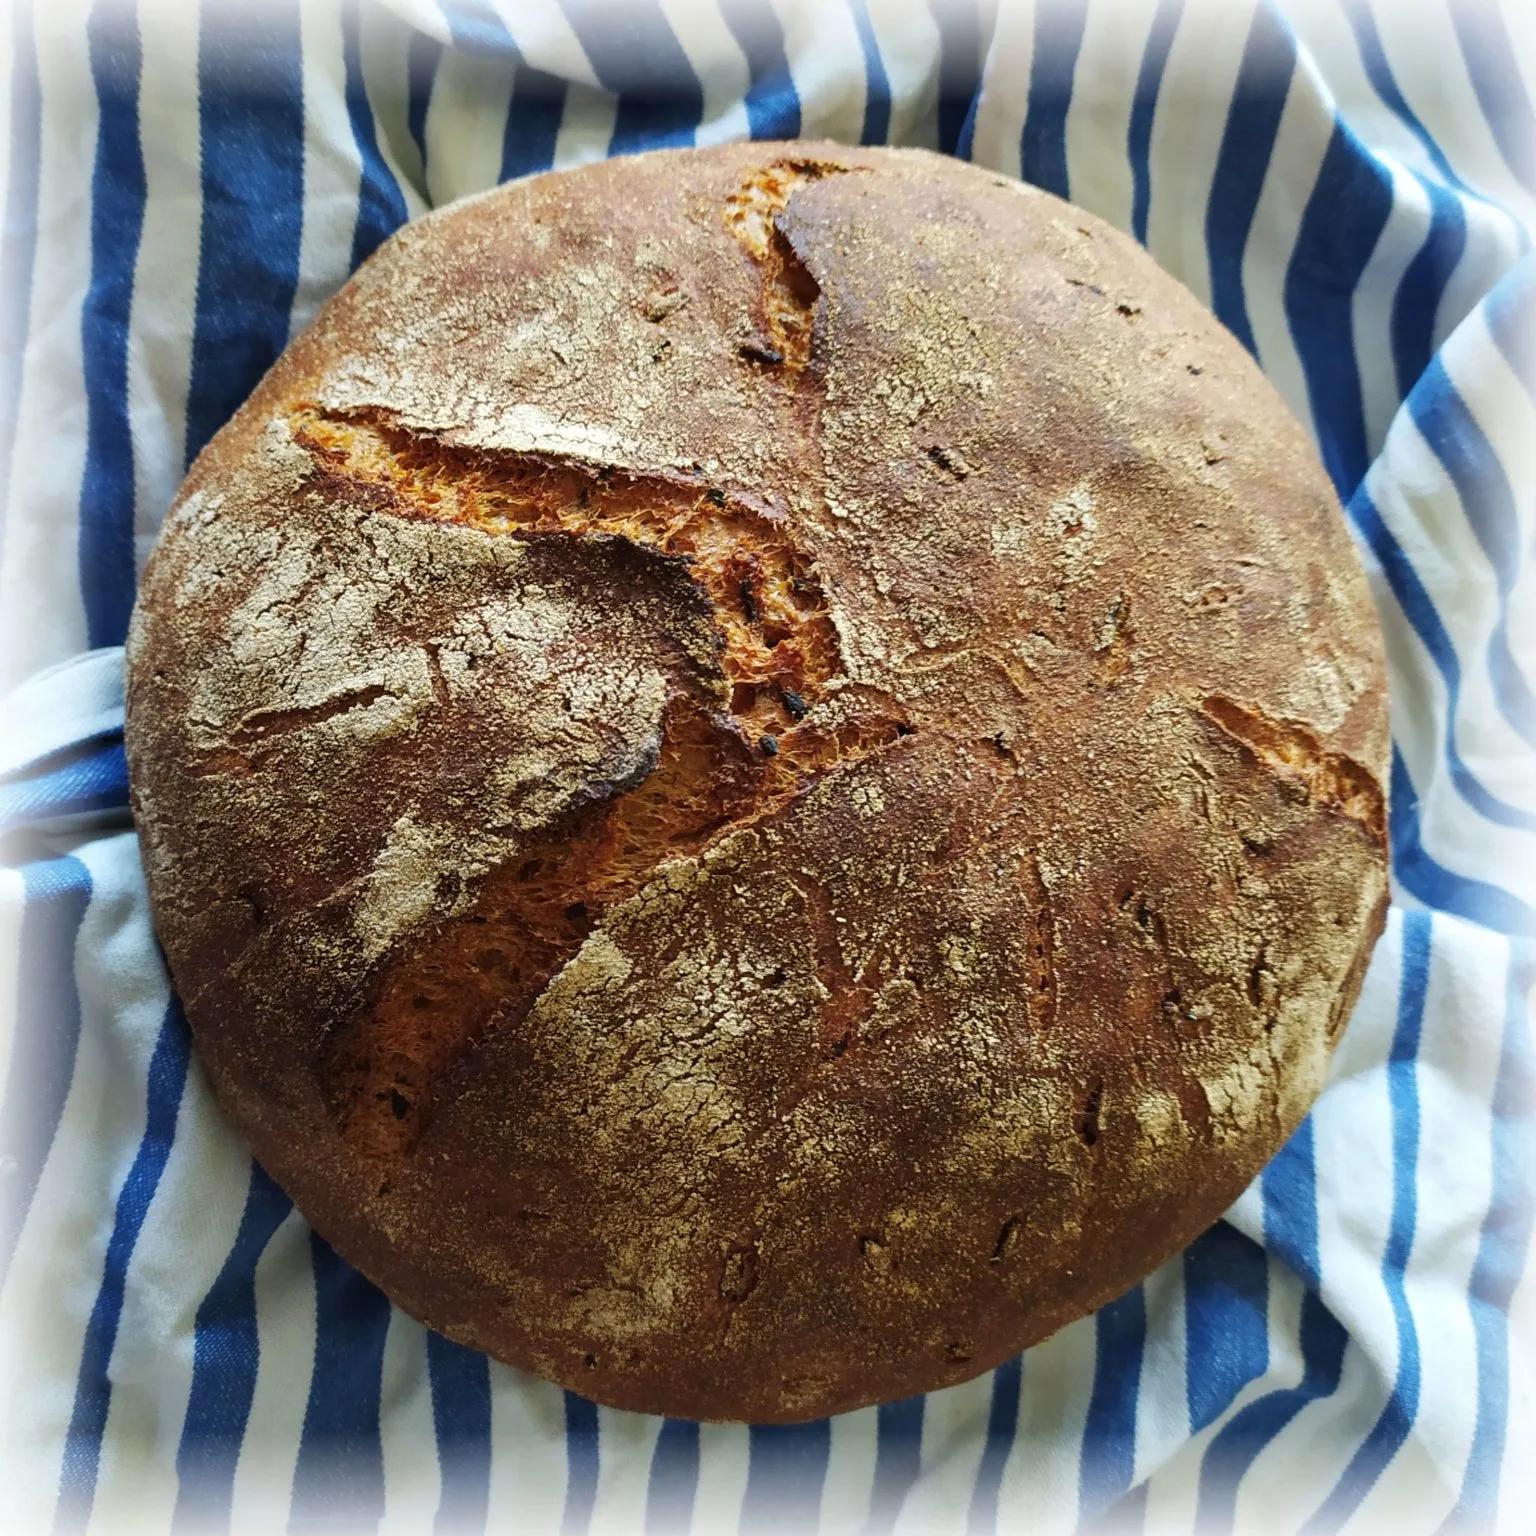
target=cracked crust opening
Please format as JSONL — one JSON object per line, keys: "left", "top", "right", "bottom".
{"left": 124, "top": 141, "right": 1389, "bottom": 1423}
{"left": 287, "top": 402, "right": 911, "bottom": 1156}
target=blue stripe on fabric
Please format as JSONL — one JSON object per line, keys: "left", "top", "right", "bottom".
{"left": 720, "top": 0, "right": 800, "bottom": 140}
{"left": 1440, "top": 946, "right": 1536, "bottom": 1531}
{"left": 1184, "top": 1222, "right": 1270, "bottom": 1433}
{"left": 434, "top": 2, "right": 564, "bottom": 183}
{"left": 561, "top": 1, "right": 703, "bottom": 155}
{"left": 289, "top": 1235, "right": 393, "bottom": 1533}
{"left": 405, "top": 28, "right": 441, "bottom": 173}
{"left": 172, "top": 1162, "right": 293, "bottom": 1536}
{"left": 850, "top": 1, "right": 891, "bottom": 147}
{"left": 1079, "top": 1287, "right": 1148, "bottom": 1520}
{"left": 1449, "top": 0, "right": 1536, "bottom": 196}
{"left": 866, "top": 1396, "right": 925, "bottom": 1535}
{"left": 1, "top": 723, "right": 125, "bottom": 784}
{"left": 0, "top": 857, "right": 91, "bottom": 1287}
{"left": 0, "top": 739, "right": 128, "bottom": 835}
{"left": 427, "top": 1331, "right": 491, "bottom": 1535}
{"left": 927, "top": 0, "right": 984, "bottom": 157}
{"left": 1204, "top": 2, "right": 1295, "bottom": 356}
{"left": 501, "top": 64, "right": 565, "bottom": 183}
{"left": 1020, "top": 0, "right": 1088, "bottom": 200}
{"left": 185, "top": 0, "right": 304, "bottom": 465}
{"left": 644, "top": 1419, "right": 699, "bottom": 1536}
{"left": 1389, "top": 748, "right": 1536, "bottom": 936}
{"left": 1408, "top": 358, "right": 1536, "bottom": 753}
{"left": 434, "top": 0, "right": 518, "bottom": 56}
{"left": 1283, "top": 122, "right": 1395, "bottom": 496}
{"left": 55, "top": 1001, "right": 192, "bottom": 1534}
{"left": 742, "top": 1420, "right": 831, "bottom": 1534}
{"left": 341, "top": 0, "right": 410, "bottom": 270}
{"left": 1341, "top": 0, "right": 1528, "bottom": 270}
{"left": 0, "top": 0, "right": 41, "bottom": 556}
{"left": 79, "top": 1, "right": 149, "bottom": 650}
{"left": 955, "top": 91, "right": 981, "bottom": 165}
{"left": 967, "top": 1357, "right": 1023, "bottom": 1534}
{"left": 1126, "top": 0, "right": 1183, "bottom": 246}
{"left": 1337, "top": 1, "right": 1475, "bottom": 400}
{"left": 1346, "top": 478, "right": 1536, "bottom": 836}
{"left": 561, "top": 1392, "right": 600, "bottom": 1536}
{"left": 1388, "top": 178, "right": 1467, "bottom": 401}
{"left": 1304, "top": 912, "right": 1431, "bottom": 1533}
{"left": 1194, "top": 1120, "right": 1351, "bottom": 1535}
{"left": 1338, "top": 0, "right": 1470, "bottom": 194}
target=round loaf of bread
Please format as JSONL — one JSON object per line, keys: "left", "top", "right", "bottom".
{"left": 125, "top": 142, "right": 1389, "bottom": 1422}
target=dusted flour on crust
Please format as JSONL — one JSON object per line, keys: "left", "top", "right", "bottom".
{"left": 125, "top": 143, "right": 1388, "bottom": 1423}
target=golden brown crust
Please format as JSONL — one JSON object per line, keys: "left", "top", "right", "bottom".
{"left": 124, "top": 142, "right": 1389, "bottom": 1422}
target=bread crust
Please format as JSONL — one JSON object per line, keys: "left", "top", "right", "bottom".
{"left": 125, "top": 142, "right": 1389, "bottom": 1422}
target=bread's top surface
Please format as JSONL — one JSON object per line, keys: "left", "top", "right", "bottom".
{"left": 125, "top": 142, "right": 1389, "bottom": 1422}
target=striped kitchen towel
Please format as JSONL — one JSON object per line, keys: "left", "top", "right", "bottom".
{"left": 1, "top": 0, "right": 1532, "bottom": 1531}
